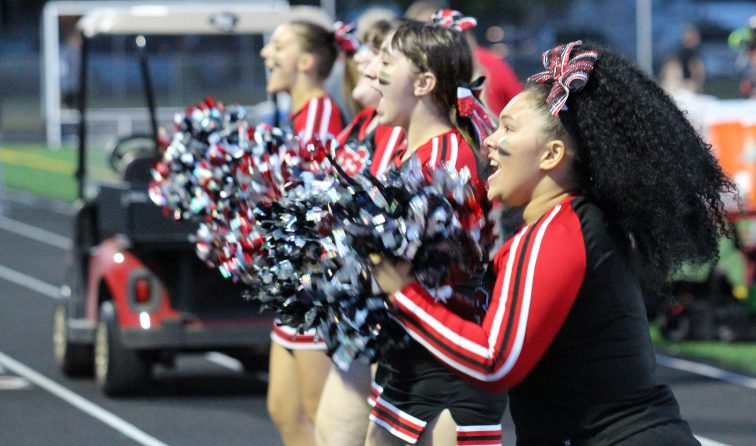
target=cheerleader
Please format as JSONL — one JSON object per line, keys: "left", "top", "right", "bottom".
{"left": 314, "top": 18, "right": 408, "bottom": 446}
{"left": 260, "top": 20, "right": 345, "bottom": 446}
{"left": 332, "top": 19, "right": 405, "bottom": 180}
{"left": 372, "top": 41, "right": 733, "bottom": 445}
{"left": 363, "top": 16, "right": 507, "bottom": 446}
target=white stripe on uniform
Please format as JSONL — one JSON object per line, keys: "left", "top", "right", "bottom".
{"left": 376, "top": 127, "right": 403, "bottom": 177}
{"left": 449, "top": 132, "right": 459, "bottom": 167}
{"left": 430, "top": 137, "right": 439, "bottom": 166}
{"left": 303, "top": 98, "right": 318, "bottom": 142}
{"left": 318, "top": 97, "right": 332, "bottom": 141}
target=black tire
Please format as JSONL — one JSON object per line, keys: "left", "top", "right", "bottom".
{"left": 94, "top": 301, "right": 150, "bottom": 396}
{"left": 53, "top": 302, "right": 94, "bottom": 377}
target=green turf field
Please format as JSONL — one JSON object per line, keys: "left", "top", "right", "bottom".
{"left": 651, "top": 325, "right": 756, "bottom": 375}
{"left": 0, "top": 144, "right": 114, "bottom": 202}
{"left": 1, "top": 143, "right": 755, "bottom": 376}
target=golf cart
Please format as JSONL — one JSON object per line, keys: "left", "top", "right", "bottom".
{"left": 52, "top": 2, "right": 331, "bottom": 395}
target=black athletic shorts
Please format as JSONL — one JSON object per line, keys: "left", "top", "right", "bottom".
{"left": 368, "top": 339, "right": 507, "bottom": 445}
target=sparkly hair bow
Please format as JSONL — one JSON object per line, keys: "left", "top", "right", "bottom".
{"left": 431, "top": 9, "right": 477, "bottom": 32}
{"left": 527, "top": 40, "right": 599, "bottom": 116}
{"left": 333, "top": 21, "right": 359, "bottom": 54}
{"left": 457, "top": 77, "right": 496, "bottom": 145}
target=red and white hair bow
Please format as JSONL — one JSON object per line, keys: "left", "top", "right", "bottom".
{"left": 333, "top": 21, "right": 359, "bottom": 54}
{"left": 431, "top": 9, "right": 477, "bottom": 32}
{"left": 527, "top": 40, "right": 599, "bottom": 116}
{"left": 457, "top": 77, "right": 496, "bottom": 145}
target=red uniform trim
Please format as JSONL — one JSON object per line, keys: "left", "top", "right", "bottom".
{"left": 456, "top": 424, "right": 503, "bottom": 446}
{"left": 334, "top": 107, "right": 405, "bottom": 178}
{"left": 369, "top": 396, "right": 427, "bottom": 444}
{"left": 289, "top": 94, "right": 344, "bottom": 142}
{"left": 390, "top": 198, "right": 586, "bottom": 393}
{"left": 270, "top": 322, "right": 326, "bottom": 350}
{"left": 392, "top": 129, "right": 479, "bottom": 185}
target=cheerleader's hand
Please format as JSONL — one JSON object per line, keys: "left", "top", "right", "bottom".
{"left": 368, "top": 254, "right": 414, "bottom": 298}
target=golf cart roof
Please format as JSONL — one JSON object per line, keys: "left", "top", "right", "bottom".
{"left": 77, "top": 2, "right": 332, "bottom": 38}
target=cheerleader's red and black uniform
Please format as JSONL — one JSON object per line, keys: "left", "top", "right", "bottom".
{"left": 368, "top": 129, "right": 507, "bottom": 446}
{"left": 271, "top": 94, "right": 345, "bottom": 351}
{"left": 389, "top": 196, "right": 700, "bottom": 445}
{"left": 334, "top": 107, "right": 404, "bottom": 178}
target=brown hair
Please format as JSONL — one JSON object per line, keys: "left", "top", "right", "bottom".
{"left": 390, "top": 20, "right": 480, "bottom": 152}
{"left": 288, "top": 21, "right": 338, "bottom": 81}
{"left": 360, "top": 19, "right": 396, "bottom": 51}
{"left": 342, "top": 19, "right": 399, "bottom": 115}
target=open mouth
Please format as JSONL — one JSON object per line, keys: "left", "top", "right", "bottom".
{"left": 488, "top": 159, "right": 502, "bottom": 181}
{"left": 264, "top": 59, "right": 279, "bottom": 73}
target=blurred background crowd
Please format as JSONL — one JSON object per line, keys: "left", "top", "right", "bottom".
{"left": 0, "top": 0, "right": 753, "bottom": 143}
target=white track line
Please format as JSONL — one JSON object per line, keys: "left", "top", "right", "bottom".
{"left": 0, "top": 351, "right": 172, "bottom": 446}
{"left": 0, "top": 188, "right": 71, "bottom": 215}
{"left": 204, "top": 352, "right": 269, "bottom": 381}
{"left": 696, "top": 436, "right": 733, "bottom": 446}
{"left": 204, "top": 352, "right": 243, "bottom": 371}
{"left": 656, "top": 354, "right": 756, "bottom": 390}
{"left": 0, "top": 264, "right": 59, "bottom": 299}
{"left": 0, "top": 215, "right": 71, "bottom": 249}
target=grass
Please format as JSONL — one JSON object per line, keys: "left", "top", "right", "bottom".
{"left": 0, "top": 143, "right": 114, "bottom": 202}
{"left": 650, "top": 324, "right": 756, "bottom": 376}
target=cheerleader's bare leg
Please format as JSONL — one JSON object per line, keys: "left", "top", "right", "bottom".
{"left": 267, "top": 342, "right": 330, "bottom": 446}
{"left": 315, "top": 361, "right": 373, "bottom": 446}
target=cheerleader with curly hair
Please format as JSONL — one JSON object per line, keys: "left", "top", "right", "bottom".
{"left": 372, "top": 41, "right": 734, "bottom": 445}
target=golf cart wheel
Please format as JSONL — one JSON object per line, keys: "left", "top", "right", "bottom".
{"left": 94, "top": 301, "right": 150, "bottom": 396}
{"left": 53, "top": 302, "right": 93, "bottom": 376}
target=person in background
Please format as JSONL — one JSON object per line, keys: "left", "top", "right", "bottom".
{"left": 677, "top": 25, "right": 706, "bottom": 93}
{"left": 259, "top": 19, "right": 344, "bottom": 446}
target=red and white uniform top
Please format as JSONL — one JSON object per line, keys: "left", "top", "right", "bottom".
{"left": 392, "top": 128, "right": 480, "bottom": 185}
{"left": 289, "top": 94, "right": 345, "bottom": 143}
{"left": 389, "top": 196, "right": 585, "bottom": 393}
{"left": 334, "top": 107, "right": 405, "bottom": 178}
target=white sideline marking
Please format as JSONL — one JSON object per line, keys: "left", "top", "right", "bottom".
{"left": 0, "top": 351, "right": 172, "bottom": 446}
{"left": 0, "top": 188, "right": 71, "bottom": 215}
{"left": 657, "top": 354, "right": 756, "bottom": 390}
{"left": 204, "top": 352, "right": 269, "bottom": 382}
{"left": 695, "top": 436, "right": 732, "bottom": 446}
{"left": 204, "top": 352, "right": 243, "bottom": 371}
{"left": 0, "top": 264, "right": 60, "bottom": 299}
{"left": 0, "top": 215, "right": 71, "bottom": 249}
{"left": 0, "top": 375, "right": 32, "bottom": 390}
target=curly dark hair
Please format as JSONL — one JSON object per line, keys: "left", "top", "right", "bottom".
{"left": 528, "top": 42, "right": 736, "bottom": 286}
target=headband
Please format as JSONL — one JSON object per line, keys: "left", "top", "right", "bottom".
{"left": 527, "top": 40, "right": 599, "bottom": 116}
